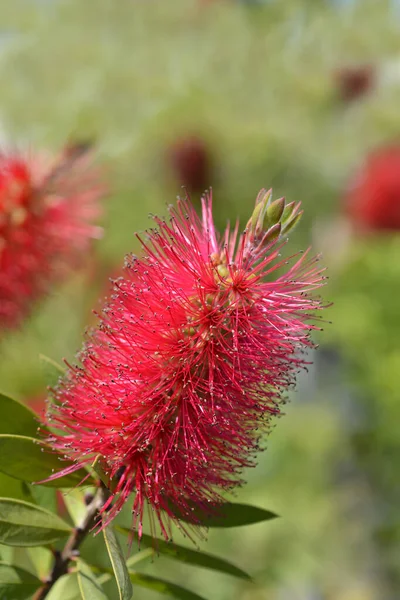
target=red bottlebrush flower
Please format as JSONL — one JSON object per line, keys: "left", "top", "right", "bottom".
{"left": 0, "top": 144, "right": 103, "bottom": 330}
{"left": 45, "top": 190, "right": 325, "bottom": 540}
{"left": 335, "top": 64, "right": 375, "bottom": 103}
{"left": 168, "top": 135, "right": 213, "bottom": 196}
{"left": 344, "top": 145, "right": 400, "bottom": 232}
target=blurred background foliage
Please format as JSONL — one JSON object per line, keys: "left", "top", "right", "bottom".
{"left": 0, "top": 0, "right": 399, "bottom": 598}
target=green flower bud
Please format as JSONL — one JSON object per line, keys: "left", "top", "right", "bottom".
{"left": 266, "top": 197, "right": 285, "bottom": 227}
{"left": 264, "top": 222, "right": 281, "bottom": 244}
{"left": 281, "top": 201, "right": 296, "bottom": 222}
{"left": 246, "top": 188, "right": 272, "bottom": 238}
{"left": 282, "top": 211, "right": 303, "bottom": 234}
{"left": 245, "top": 189, "right": 302, "bottom": 250}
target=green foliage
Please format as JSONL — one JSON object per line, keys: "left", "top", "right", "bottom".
{"left": 127, "top": 573, "right": 208, "bottom": 600}
{"left": 102, "top": 524, "right": 133, "bottom": 600}
{"left": 46, "top": 573, "right": 81, "bottom": 600}
{"left": 0, "top": 475, "right": 33, "bottom": 505}
{"left": 77, "top": 560, "right": 108, "bottom": 600}
{"left": 174, "top": 503, "right": 277, "bottom": 529}
{"left": 0, "top": 394, "right": 39, "bottom": 438}
{"left": 26, "top": 546, "right": 52, "bottom": 580}
{"left": 38, "top": 354, "right": 66, "bottom": 388}
{"left": 0, "top": 561, "right": 41, "bottom": 600}
{"left": 118, "top": 527, "right": 251, "bottom": 581}
{"left": 0, "top": 435, "right": 91, "bottom": 488}
{"left": 29, "top": 486, "right": 58, "bottom": 514}
{"left": 91, "top": 457, "right": 112, "bottom": 490}
{"left": 0, "top": 498, "right": 70, "bottom": 547}
{"left": 325, "top": 237, "right": 400, "bottom": 592}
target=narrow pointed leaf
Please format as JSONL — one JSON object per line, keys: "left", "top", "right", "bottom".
{"left": 0, "top": 475, "right": 33, "bottom": 504}
{"left": 128, "top": 572, "right": 207, "bottom": 600}
{"left": 170, "top": 501, "right": 278, "bottom": 528}
{"left": 204, "top": 503, "right": 278, "bottom": 527}
{"left": 39, "top": 354, "right": 66, "bottom": 375}
{"left": 77, "top": 560, "right": 108, "bottom": 600}
{"left": 0, "top": 561, "right": 41, "bottom": 600}
{"left": 90, "top": 456, "right": 110, "bottom": 490}
{"left": 102, "top": 523, "right": 133, "bottom": 600}
{"left": 27, "top": 546, "right": 52, "bottom": 579}
{"left": 118, "top": 527, "right": 251, "bottom": 581}
{"left": 46, "top": 573, "right": 80, "bottom": 600}
{"left": 39, "top": 355, "right": 65, "bottom": 397}
{"left": 0, "top": 498, "right": 71, "bottom": 546}
{"left": 0, "top": 435, "right": 91, "bottom": 488}
{"left": 0, "top": 545, "right": 14, "bottom": 564}
{"left": 0, "top": 393, "right": 39, "bottom": 438}
{"left": 28, "top": 486, "right": 57, "bottom": 513}
{"left": 94, "top": 548, "right": 154, "bottom": 586}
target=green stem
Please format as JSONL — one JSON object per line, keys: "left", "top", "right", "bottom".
{"left": 33, "top": 483, "right": 109, "bottom": 600}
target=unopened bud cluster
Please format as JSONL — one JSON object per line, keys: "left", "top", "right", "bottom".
{"left": 246, "top": 188, "right": 303, "bottom": 250}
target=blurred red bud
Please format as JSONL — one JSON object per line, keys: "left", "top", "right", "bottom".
{"left": 335, "top": 64, "right": 375, "bottom": 102}
{"left": 168, "top": 135, "right": 214, "bottom": 196}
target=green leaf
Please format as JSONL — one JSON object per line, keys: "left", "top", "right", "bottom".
{"left": 203, "top": 503, "right": 278, "bottom": 528}
{"left": 102, "top": 523, "right": 133, "bottom": 600}
{"left": 90, "top": 456, "right": 110, "bottom": 490}
{"left": 39, "top": 354, "right": 66, "bottom": 375}
{"left": 128, "top": 572, "right": 207, "bottom": 600}
{"left": 170, "top": 501, "right": 278, "bottom": 528}
{"left": 0, "top": 498, "right": 71, "bottom": 547}
{"left": 0, "top": 561, "right": 41, "bottom": 600}
{"left": 96, "top": 565, "right": 207, "bottom": 600}
{"left": 95, "top": 548, "right": 154, "bottom": 586}
{"left": 46, "top": 573, "right": 80, "bottom": 600}
{"left": 0, "top": 435, "right": 91, "bottom": 488}
{"left": 117, "top": 527, "right": 251, "bottom": 581}
{"left": 39, "top": 354, "right": 66, "bottom": 389}
{"left": 28, "top": 486, "right": 57, "bottom": 513}
{"left": 0, "top": 545, "right": 14, "bottom": 564}
{"left": 77, "top": 560, "right": 108, "bottom": 600}
{"left": 0, "top": 393, "right": 39, "bottom": 438}
{"left": 27, "top": 546, "right": 52, "bottom": 579}
{"left": 0, "top": 475, "right": 33, "bottom": 504}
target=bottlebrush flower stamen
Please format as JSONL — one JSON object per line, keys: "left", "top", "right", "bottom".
{"left": 45, "top": 189, "right": 326, "bottom": 542}
{"left": 0, "top": 143, "right": 104, "bottom": 330}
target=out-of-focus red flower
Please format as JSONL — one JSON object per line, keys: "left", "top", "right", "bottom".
{"left": 168, "top": 135, "right": 213, "bottom": 196}
{"left": 344, "top": 145, "right": 400, "bottom": 232}
{"left": 335, "top": 65, "right": 375, "bottom": 102}
{"left": 45, "top": 189, "right": 325, "bottom": 540}
{"left": 0, "top": 144, "right": 104, "bottom": 330}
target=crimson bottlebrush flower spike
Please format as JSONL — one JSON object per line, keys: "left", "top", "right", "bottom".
{"left": 0, "top": 142, "right": 103, "bottom": 330}
{"left": 45, "top": 189, "right": 325, "bottom": 541}
{"left": 344, "top": 144, "right": 400, "bottom": 232}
